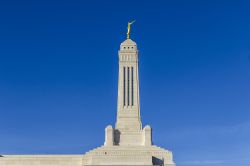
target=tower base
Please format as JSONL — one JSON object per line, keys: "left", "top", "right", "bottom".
{"left": 82, "top": 145, "right": 175, "bottom": 166}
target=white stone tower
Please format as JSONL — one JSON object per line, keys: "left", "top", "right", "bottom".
{"left": 82, "top": 24, "right": 176, "bottom": 166}
{"left": 105, "top": 38, "right": 152, "bottom": 147}
{"left": 116, "top": 38, "right": 142, "bottom": 132}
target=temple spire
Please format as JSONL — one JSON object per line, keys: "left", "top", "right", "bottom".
{"left": 116, "top": 37, "right": 142, "bottom": 131}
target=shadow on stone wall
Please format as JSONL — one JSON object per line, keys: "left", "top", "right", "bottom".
{"left": 114, "top": 129, "right": 120, "bottom": 145}
{"left": 152, "top": 156, "right": 164, "bottom": 166}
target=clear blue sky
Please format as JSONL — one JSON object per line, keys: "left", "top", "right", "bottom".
{"left": 0, "top": 0, "right": 250, "bottom": 165}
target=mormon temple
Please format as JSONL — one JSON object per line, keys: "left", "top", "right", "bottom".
{"left": 0, "top": 23, "right": 175, "bottom": 166}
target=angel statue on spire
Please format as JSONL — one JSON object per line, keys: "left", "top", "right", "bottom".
{"left": 127, "top": 20, "right": 136, "bottom": 39}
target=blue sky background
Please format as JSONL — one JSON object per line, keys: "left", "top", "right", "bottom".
{"left": 0, "top": 0, "right": 250, "bottom": 165}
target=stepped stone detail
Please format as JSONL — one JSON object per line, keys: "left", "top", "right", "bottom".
{"left": 83, "top": 145, "right": 174, "bottom": 166}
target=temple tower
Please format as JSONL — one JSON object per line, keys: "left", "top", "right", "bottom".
{"left": 116, "top": 38, "right": 142, "bottom": 131}
{"left": 82, "top": 23, "right": 175, "bottom": 166}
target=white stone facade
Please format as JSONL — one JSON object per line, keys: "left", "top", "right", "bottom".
{"left": 0, "top": 155, "right": 83, "bottom": 166}
{"left": 0, "top": 38, "right": 175, "bottom": 166}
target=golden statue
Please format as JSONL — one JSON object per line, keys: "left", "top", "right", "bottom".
{"left": 127, "top": 20, "right": 136, "bottom": 39}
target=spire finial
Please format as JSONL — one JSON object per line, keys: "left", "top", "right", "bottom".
{"left": 126, "top": 20, "right": 136, "bottom": 39}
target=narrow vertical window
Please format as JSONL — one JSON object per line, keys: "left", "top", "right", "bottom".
{"left": 131, "top": 67, "right": 134, "bottom": 106}
{"left": 127, "top": 67, "right": 130, "bottom": 106}
{"left": 123, "top": 67, "right": 126, "bottom": 106}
